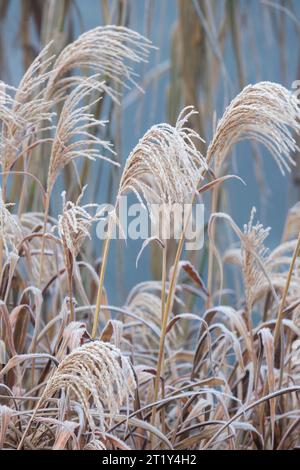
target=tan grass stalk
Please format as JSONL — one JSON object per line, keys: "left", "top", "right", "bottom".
{"left": 150, "top": 226, "right": 188, "bottom": 429}
{"left": 92, "top": 226, "right": 112, "bottom": 339}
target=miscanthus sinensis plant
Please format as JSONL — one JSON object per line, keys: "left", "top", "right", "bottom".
{"left": 0, "top": 24, "right": 300, "bottom": 451}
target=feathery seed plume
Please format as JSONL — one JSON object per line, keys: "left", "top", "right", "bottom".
{"left": 116, "top": 107, "right": 207, "bottom": 225}
{"left": 0, "top": 188, "right": 22, "bottom": 256}
{"left": 46, "top": 26, "right": 152, "bottom": 101}
{"left": 54, "top": 186, "right": 102, "bottom": 257}
{"left": 207, "top": 81, "right": 300, "bottom": 174}
{"left": 42, "top": 341, "right": 136, "bottom": 431}
{"left": 47, "top": 78, "right": 117, "bottom": 193}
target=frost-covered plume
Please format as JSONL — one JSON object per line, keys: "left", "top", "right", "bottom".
{"left": 46, "top": 25, "right": 152, "bottom": 101}
{"left": 0, "top": 187, "right": 22, "bottom": 256}
{"left": 54, "top": 186, "right": 101, "bottom": 257}
{"left": 42, "top": 341, "right": 136, "bottom": 431}
{"left": 116, "top": 107, "right": 207, "bottom": 230}
{"left": 0, "top": 44, "right": 55, "bottom": 175}
{"left": 207, "top": 81, "right": 300, "bottom": 174}
{"left": 47, "top": 79, "right": 118, "bottom": 194}
{"left": 242, "top": 208, "right": 271, "bottom": 310}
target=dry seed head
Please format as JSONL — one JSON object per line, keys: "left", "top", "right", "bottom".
{"left": 54, "top": 186, "right": 101, "bottom": 257}
{"left": 0, "top": 405, "right": 14, "bottom": 449}
{"left": 19, "top": 211, "right": 64, "bottom": 282}
{"left": 43, "top": 341, "right": 136, "bottom": 431}
{"left": 46, "top": 25, "right": 152, "bottom": 101}
{"left": 84, "top": 437, "right": 106, "bottom": 450}
{"left": 243, "top": 207, "right": 270, "bottom": 255}
{"left": 117, "top": 107, "right": 207, "bottom": 223}
{"left": 0, "top": 188, "right": 22, "bottom": 256}
{"left": 0, "top": 44, "right": 55, "bottom": 174}
{"left": 0, "top": 83, "right": 25, "bottom": 173}
{"left": 247, "top": 238, "right": 300, "bottom": 305}
{"left": 207, "top": 81, "right": 300, "bottom": 173}
{"left": 62, "top": 321, "right": 91, "bottom": 352}
{"left": 47, "top": 78, "right": 117, "bottom": 193}
{"left": 128, "top": 291, "right": 162, "bottom": 323}
{"left": 125, "top": 285, "right": 181, "bottom": 353}
{"left": 242, "top": 207, "right": 271, "bottom": 309}
{"left": 213, "top": 209, "right": 273, "bottom": 308}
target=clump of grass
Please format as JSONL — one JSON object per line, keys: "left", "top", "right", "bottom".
{"left": 0, "top": 23, "right": 300, "bottom": 452}
{"left": 18, "top": 340, "right": 136, "bottom": 449}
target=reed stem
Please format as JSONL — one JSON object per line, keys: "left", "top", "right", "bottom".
{"left": 38, "top": 191, "right": 50, "bottom": 288}
{"left": 92, "top": 218, "right": 113, "bottom": 339}
{"left": 206, "top": 180, "right": 219, "bottom": 308}
{"left": 151, "top": 204, "right": 193, "bottom": 428}
{"left": 274, "top": 231, "right": 300, "bottom": 348}
{"left": 150, "top": 241, "right": 167, "bottom": 440}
